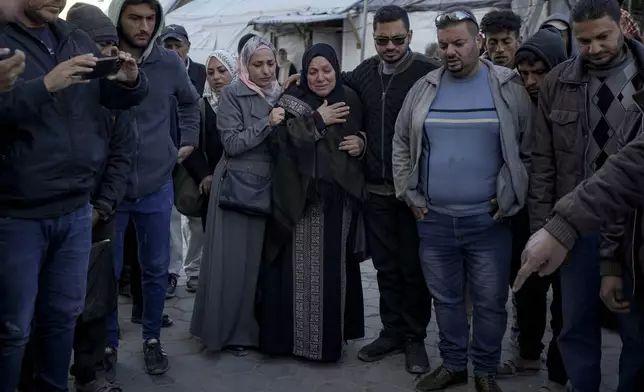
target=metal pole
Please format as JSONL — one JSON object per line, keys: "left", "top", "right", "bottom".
{"left": 360, "top": 0, "right": 368, "bottom": 61}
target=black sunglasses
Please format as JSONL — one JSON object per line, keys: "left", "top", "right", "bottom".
{"left": 374, "top": 35, "right": 407, "bottom": 47}
{"left": 435, "top": 11, "right": 478, "bottom": 28}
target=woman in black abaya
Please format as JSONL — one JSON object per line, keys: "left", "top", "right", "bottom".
{"left": 258, "top": 44, "right": 367, "bottom": 362}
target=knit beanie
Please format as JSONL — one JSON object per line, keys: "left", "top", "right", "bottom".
{"left": 67, "top": 3, "right": 118, "bottom": 45}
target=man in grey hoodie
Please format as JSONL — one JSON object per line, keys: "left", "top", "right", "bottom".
{"left": 105, "top": 0, "right": 200, "bottom": 377}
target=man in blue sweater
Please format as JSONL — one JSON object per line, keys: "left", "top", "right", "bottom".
{"left": 106, "top": 0, "right": 200, "bottom": 377}
{"left": 393, "top": 8, "right": 532, "bottom": 392}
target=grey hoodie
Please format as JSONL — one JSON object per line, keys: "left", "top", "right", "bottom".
{"left": 108, "top": 0, "right": 200, "bottom": 199}
{"left": 539, "top": 13, "right": 579, "bottom": 58}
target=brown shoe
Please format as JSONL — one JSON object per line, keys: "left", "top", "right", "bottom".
{"left": 475, "top": 375, "right": 502, "bottom": 392}
{"left": 415, "top": 364, "right": 468, "bottom": 391}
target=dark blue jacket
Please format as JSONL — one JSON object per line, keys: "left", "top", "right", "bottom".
{"left": 92, "top": 109, "right": 135, "bottom": 220}
{"left": 123, "top": 45, "right": 200, "bottom": 200}
{"left": 0, "top": 19, "right": 148, "bottom": 219}
{"left": 188, "top": 57, "right": 206, "bottom": 96}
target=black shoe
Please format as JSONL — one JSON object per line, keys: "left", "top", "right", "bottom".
{"left": 74, "top": 378, "right": 122, "bottom": 392}
{"left": 186, "top": 276, "right": 198, "bottom": 293}
{"left": 103, "top": 347, "right": 118, "bottom": 383}
{"left": 357, "top": 335, "right": 404, "bottom": 362}
{"left": 166, "top": 275, "right": 177, "bottom": 299}
{"left": 475, "top": 375, "right": 502, "bottom": 392}
{"left": 415, "top": 364, "right": 468, "bottom": 391}
{"left": 223, "top": 345, "right": 249, "bottom": 357}
{"left": 143, "top": 339, "right": 169, "bottom": 375}
{"left": 405, "top": 340, "right": 430, "bottom": 374}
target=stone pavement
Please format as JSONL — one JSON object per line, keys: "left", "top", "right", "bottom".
{"left": 113, "top": 261, "right": 621, "bottom": 392}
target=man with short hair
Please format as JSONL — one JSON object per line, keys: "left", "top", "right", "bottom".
{"left": 0, "top": 0, "right": 147, "bottom": 389}
{"left": 480, "top": 9, "right": 522, "bottom": 68}
{"left": 527, "top": 0, "right": 644, "bottom": 390}
{"left": 106, "top": 0, "right": 200, "bottom": 376}
{"left": 393, "top": 8, "right": 532, "bottom": 392}
{"left": 496, "top": 27, "right": 569, "bottom": 392}
{"left": 344, "top": 5, "right": 437, "bottom": 374}
{"left": 160, "top": 23, "right": 206, "bottom": 295}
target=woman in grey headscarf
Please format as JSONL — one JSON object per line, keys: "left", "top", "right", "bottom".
{"left": 190, "top": 37, "right": 284, "bottom": 355}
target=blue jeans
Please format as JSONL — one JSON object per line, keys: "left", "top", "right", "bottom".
{"left": 107, "top": 182, "right": 173, "bottom": 348}
{"left": 417, "top": 210, "right": 512, "bottom": 375}
{"left": 558, "top": 235, "right": 602, "bottom": 392}
{"left": 617, "top": 268, "right": 644, "bottom": 392}
{"left": 0, "top": 204, "right": 92, "bottom": 392}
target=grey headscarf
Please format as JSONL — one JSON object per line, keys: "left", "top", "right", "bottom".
{"left": 238, "top": 36, "right": 281, "bottom": 106}
{"left": 203, "top": 50, "right": 239, "bottom": 113}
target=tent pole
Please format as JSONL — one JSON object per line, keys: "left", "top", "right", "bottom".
{"left": 360, "top": 0, "right": 368, "bottom": 61}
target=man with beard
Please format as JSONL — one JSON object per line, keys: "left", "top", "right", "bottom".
{"left": 527, "top": 0, "right": 644, "bottom": 390}
{"left": 0, "top": 0, "right": 147, "bottom": 389}
{"left": 393, "top": 8, "right": 531, "bottom": 391}
{"left": 343, "top": 5, "right": 436, "bottom": 374}
{"left": 106, "top": 0, "right": 200, "bottom": 377}
{"left": 283, "top": 6, "right": 437, "bottom": 373}
{"left": 497, "top": 28, "right": 569, "bottom": 392}
{"left": 480, "top": 9, "right": 523, "bottom": 68}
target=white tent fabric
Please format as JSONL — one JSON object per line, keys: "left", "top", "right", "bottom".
{"left": 165, "top": 0, "right": 356, "bottom": 63}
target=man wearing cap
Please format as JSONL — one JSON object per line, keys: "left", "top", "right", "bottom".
{"left": 539, "top": 13, "right": 578, "bottom": 58}
{"left": 160, "top": 24, "right": 206, "bottom": 95}
{"left": 159, "top": 23, "right": 207, "bottom": 296}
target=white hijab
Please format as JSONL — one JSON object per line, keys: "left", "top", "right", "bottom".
{"left": 203, "top": 50, "right": 239, "bottom": 113}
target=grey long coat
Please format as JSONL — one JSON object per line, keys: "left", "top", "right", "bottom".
{"left": 190, "top": 81, "right": 273, "bottom": 350}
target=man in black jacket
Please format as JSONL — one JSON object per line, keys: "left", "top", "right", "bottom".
{"left": 346, "top": 5, "right": 437, "bottom": 373}
{"left": 0, "top": 0, "right": 147, "bottom": 389}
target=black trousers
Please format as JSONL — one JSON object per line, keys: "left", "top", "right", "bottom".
{"left": 364, "top": 193, "right": 431, "bottom": 341}
{"left": 510, "top": 208, "right": 567, "bottom": 385}
{"left": 120, "top": 218, "right": 143, "bottom": 308}
{"left": 19, "top": 217, "right": 116, "bottom": 390}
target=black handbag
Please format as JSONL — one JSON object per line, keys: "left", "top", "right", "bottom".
{"left": 172, "top": 99, "right": 207, "bottom": 217}
{"left": 218, "top": 158, "right": 272, "bottom": 216}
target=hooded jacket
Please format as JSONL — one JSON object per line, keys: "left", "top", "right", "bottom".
{"left": 539, "top": 13, "right": 578, "bottom": 58}
{"left": 515, "top": 28, "right": 568, "bottom": 75}
{"left": 67, "top": 2, "right": 135, "bottom": 220}
{"left": 108, "top": 0, "right": 200, "bottom": 199}
{"left": 0, "top": 18, "right": 148, "bottom": 219}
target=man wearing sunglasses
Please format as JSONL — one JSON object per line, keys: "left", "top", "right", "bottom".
{"left": 393, "top": 8, "right": 532, "bottom": 392}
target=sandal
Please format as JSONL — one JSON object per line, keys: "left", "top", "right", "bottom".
{"left": 496, "top": 357, "right": 541, "bottom": 379}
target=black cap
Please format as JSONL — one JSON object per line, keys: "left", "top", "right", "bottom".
{"left": 160, "top": 24, "right": 189, "bottom": 43}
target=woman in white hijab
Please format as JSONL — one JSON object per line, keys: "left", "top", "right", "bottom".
{"left": 190, "top": 37, "right": 284, "bottom": 355}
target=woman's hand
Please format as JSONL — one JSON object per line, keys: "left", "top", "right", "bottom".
{"left": 282, "top": 73, "right": 300, "bottom": 91}
{"left": 317, "top": 100, "right": 350, "bottom": 125}
{"left": 269, "top": 108, "right": 286, "bottom": 126}
{"left": 199, "top": 175, "right": 213, "bottom": 195}
{"left": 339, "top": 135, "right": 364, "bottom": 157}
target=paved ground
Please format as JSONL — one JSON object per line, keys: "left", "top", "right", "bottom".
{"left": 113, "top": 261, "right": 621, "bottom": 392}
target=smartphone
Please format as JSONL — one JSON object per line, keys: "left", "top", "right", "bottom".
{"left": 82, "top": 56, "right": 120, "bottom": 80}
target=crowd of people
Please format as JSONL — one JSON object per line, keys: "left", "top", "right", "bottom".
{"left": 0, "top": 0, "right": 643, "bottom": 391}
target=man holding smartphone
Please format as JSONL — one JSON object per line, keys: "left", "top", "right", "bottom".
{"left": 0, "top": 0, "right": 147, "bottom": 390}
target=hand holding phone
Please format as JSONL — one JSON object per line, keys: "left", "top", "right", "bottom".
{"left": 82, "top": 56, "right": 121, "bottom": 80}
